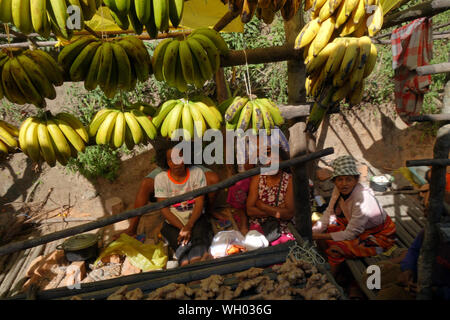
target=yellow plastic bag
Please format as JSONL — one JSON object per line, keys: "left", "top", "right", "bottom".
{"left": 95, "top": 234, "right": 168, "bottom": 272}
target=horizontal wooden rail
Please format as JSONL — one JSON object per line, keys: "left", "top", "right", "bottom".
{"left": 279, "top": 104, "right": 312, "bottom": 119}
{"left": 416, "top": 62, "right": 450, "bottom": 76}
{"left": 408, "top": 114, "right": 450, "bottom": 122}
{"left": 406, "top": 159, "right": 450, "bottom": 167}
{"left": 383, "top": 0, "right": 450, "bottom": 30}
{"left": 220, "top": 45, "right": 302, "bottom": 67}
{"left": 0, "top": 147, "right": 334, "bottom": 256}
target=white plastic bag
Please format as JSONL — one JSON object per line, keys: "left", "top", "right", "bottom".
{"left": 209, "top": 230, "right": 245, "bottom": 258}
{"left": 243, "top": 230, "right": 269, "bottom": 251}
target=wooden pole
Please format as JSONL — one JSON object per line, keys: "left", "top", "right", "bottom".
{"left": 284, "top": 10, "right": 314, "bottom": 242}
{"left": 416, "top": 62, "right": 450, "bottom": 76}
{"left": 0, "top": 148, "right": 334, "bottom": 257}
{"left": 406, "top": 159, "right": 450, "bottom": 167}
{"left": 383, "top": 0, "right": 450, "bottom": 30}
{"left": 417, "top": 124, "right": 450, "bottom": 299}
{"left": 408, "top": 114, "right": 450, "bottom": 123}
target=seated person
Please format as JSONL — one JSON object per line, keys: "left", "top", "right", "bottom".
{"left": 312, "top": 155, "right": 397, "bottom": 275}
{"left": 227, "top": 162, "right": 253, "bottom": 236}
{"left": 246, "top": 141, "right": 295, "bottom": 246}
{"left": 151, "top": 143, "right": 213, "bottom": 266}
{"left": 125, "top": 144, "right": 220, "bottom": 237}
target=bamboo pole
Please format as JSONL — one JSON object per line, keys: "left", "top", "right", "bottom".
{"left": 408, "top": 114, "right": 450, "bottom": 123}
{"left": 0, "top": 148, "right": 334, "bottom": 257}
{"left": 416, "top": 62, "right": 450, "bottom": 76}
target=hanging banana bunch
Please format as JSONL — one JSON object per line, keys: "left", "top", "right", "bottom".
{"left": 103, "top": 0, "right": 185, "bottom": 37}
{"left": 152, "top": 27, "right": 229, "bottom": 92}
{"left": 18, "top": 112, "right": 89, "bottom": 166}
{"left": 0, "top": 0, "right": 101, "bottom": 38}
{"left": 224, "top": 0, "right": 303, "bottom": 24}
{"left": 294, "top": 0, "right": 383, "bottom": 133}
{"left": 0, "top": 49, "right": 64, "bottom": 108}
{"left": 224, "top": 96, "right": 285, "bottom": 135}
{"left": 88, "top": 106, "right": 158, "bottom": 150}
{"left": 58, "top": 35, "right": 152, "bottom": 99}
{"left": 151, "top": 97, "right": 223, "bottom": 140}
{"left": 0, "top": 120, "right": 19, "bottom": 154}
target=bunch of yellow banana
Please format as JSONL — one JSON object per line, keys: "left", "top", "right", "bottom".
{"left": 305, "top": 36, "right": 378, "bottom": 132}
{"left": 152, "top": 28, "right": 229, "bottom": 92}
{"left": 18, "top": 112, "right": 88, "bottom": 166}
{"left": 0, "top": 120, "right": 19, "bottom": 154}
{"left": 152, "top": 98, "right": 222, "bottom": 140}
{"left": 223, "top": 0, "right": 303, "bottom": 24}
{"left": 0, "top": 49, "right": 64, "bottom": 108}
{"left": 88, "top": 107, "right": 157, "bottom": 150}
{"left": 295, "top": 0, "right": 383, "bottom": 58}
{"left": 103, "top": 0, "right": 184, "bottom": 37}
{"left": 0, "top": 0, "right": 101, "bottom": 38}
{"left": 58, "top": 36, "right": 152, "bottom": 99}
{"left": 224, "top": 96, "right": 285, "bottom": 135}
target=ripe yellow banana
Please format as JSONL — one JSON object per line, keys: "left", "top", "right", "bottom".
{"left": 55, "top": 112, "right": 89, "bottom": 143}
{"left": 95, "top": 110, "right": 119, "bottom": 145}
{"left": 18, "top": 117, "right": 34, "bottom": 154}
{"left": 294, "top": 18, "right": 320, "bottom": 50}
{"left": 24, "top": 119, "right": 41, "bottom": 162}
{"left": 46, "top": 118, "right": 71, "bottom": 160}
{"left": 368, "top": 4, "right": 383, "bottom": 36}
{"left": 363, "top": 43, "right": 377, "bottom": 78}
{"left": 324, "top": 39, "right": 347, "bottom": 76}
{"left": 312, "top": 16, "right": 335, "bottom": 56}
{"left": 124, "top": 111, "right": 143, "bottom": 144}
{"left": 0, "top": 122, "right": 18, "bottom": 148}
{"left": 188, "top": 101, "right": 207, "bottom": 138}
{"left": 55, "top": 118, "right": 86, "bottom": 152}
{"left": 113, "top": 111, "right": 126, "bottom": 148}
{"left": 37, "top": 123, "right": 56, "bottom": 167}
{"left": 344, "top": 0, "right": 359, "bottom": 16}
{"left": 306, "top": 42, "right": 336, "bottom": 76}
{"left": 131, "top": 109, "right": 157, "bottom": 140}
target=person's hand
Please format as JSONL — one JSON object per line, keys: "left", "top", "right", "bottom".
{"left": 274, "top": 211, "right": 281, "bottom": 219}
{"left": 178, "top": 225, "right": 192, "bottom": 245}
{"left": 397, "top": 270, "right": 414, "bottom": 286}
{"left": 256, "top": 200, "right": 264, "bottom": 210}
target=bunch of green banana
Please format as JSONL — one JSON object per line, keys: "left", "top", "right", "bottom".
{"left": 88, "top": 107, "right": 157, "bottom": 150}
{"left": 295, "top": 0, "right": 383, "bottom": 59}
{"left": 152, "top": 28, "right": 229, "bottom": 92}
{"left": 0, "top": 0, "right": 101, "bottom": 38}
{"left": 305, "top": 36, "right": 377, "bottom": 133}
{"left": 152, "top": 98, "right": 222, "bottom": 140}
{"left": 224, "top": 97, "right": 285, "bottom": 135}
{"left": 0, "top": 49, "right": 64, "bottom": 108}
{"left": 103, "top": 0, "right": 184, "bottom": 37}
{"left": 58, "top": 35, "right": 152, "bottom": 98}
{"left": 0, "top": 120, "right": 19, "bottom": 154}
{"left": 18, "top": 112, "right": 88, "bottom": 166}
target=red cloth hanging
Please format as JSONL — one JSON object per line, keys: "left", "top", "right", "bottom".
{"left": 391, "top": 18, "right": 433, "bottom": 125}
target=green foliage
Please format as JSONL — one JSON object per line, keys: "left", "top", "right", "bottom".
{"left": 66, "top": 145, "right": 121, "bottom": 181}
{"left": 221, "top": 14, "right": 289, "bottom": 104}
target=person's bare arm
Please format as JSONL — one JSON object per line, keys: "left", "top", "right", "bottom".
{"left": 246, "top": 175, "right": 271, "bottom": 218}
{"left": 157, "top": 197, "right": 185, "bottom": 230}
{"left": 125, "top": 178, "right": 154, "bottom": 236}
{"left": 178, "top": 195, "right": 205, "bottom": 245}
{"left": 255, "top": 176, "right": 294, "bottom": 220}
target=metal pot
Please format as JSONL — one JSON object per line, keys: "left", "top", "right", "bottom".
{"left": 56, "top": 233, "right": 100, "bottom": 262}
{"left": 370, "top": 175, "right": 394, "bottom": 192}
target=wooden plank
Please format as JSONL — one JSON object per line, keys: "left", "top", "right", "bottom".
{"left": 279, "top": 104, "right": 311, "bottom": 119}
{"left": 0, "top": 248, "right": 31, "bottom": 298}
{"left": 8, "top": 245, "right": 45, "bottom": 297}
{"left": 416, "top": 62, "right": 450, "bottom": 76}
{"left": 345, "top": 260, "right": 377, "bottom": 300}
